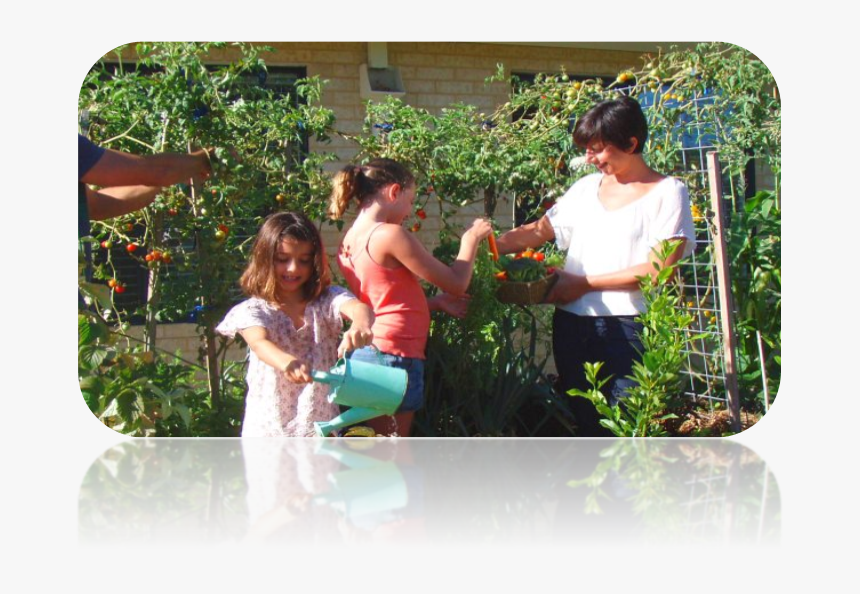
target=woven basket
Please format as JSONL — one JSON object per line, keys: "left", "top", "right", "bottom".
{"left": 495, "top": 273, "right": 558, "bottom": 305}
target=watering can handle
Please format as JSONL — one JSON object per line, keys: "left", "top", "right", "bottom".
{"left": 368, "top": 345, "right": 386, "bottom": 364}
{"left": 311, "top": 370, "right": 339, "bottom": 384}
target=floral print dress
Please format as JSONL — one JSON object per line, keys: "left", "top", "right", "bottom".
{"left": 216, "top": 286, "right": 355, "bottom": 437}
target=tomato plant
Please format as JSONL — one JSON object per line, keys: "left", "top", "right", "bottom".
{"left": 79, "top": 42, "right": 338, "bottom": 433}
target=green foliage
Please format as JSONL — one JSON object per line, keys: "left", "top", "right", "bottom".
{"left": 78, "top": 307, "right": 244, "bottom": 437}
{"left": 497, "top": 254, "right": 546, "bottom": 282}
{"left": 569, "top": 241, "right": 701, "bottom": 437}
{"left": 728, "top": 190, "right": 781, "bottom": 410}
{"left": 414, "top": 246, "right": 565, "bottom": 437}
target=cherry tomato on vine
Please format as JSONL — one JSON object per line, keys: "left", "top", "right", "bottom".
{"left": 100, "top": 240, "right": 112, "bottom": 249}
{"left": 127, "top": 243, "right": 139, "bottom": 253}
{"left": 217, "top": 224, "right": 229, "bottom": 234}
{"left": 416, "top": 209, "right": 427, "bottom": 220}
{"left": 115, "top": 285, "right": 126, "bottom": 294}
{"left": 107, "top": 279, "right": 118, "bottom": 288}
{"left": 410, "top": 223, "right": 421, "bottom": 233}
{"left": 532, "top": 252, "right": 545, "bottom": 262}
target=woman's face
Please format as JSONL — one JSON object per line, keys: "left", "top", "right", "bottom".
{"left": 273, "top": 238, "right": 315, "bottom": 297}
{"left": 584, "top": 139, "right": 636, "bottom": 176}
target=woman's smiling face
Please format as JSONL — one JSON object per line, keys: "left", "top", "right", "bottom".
{"left": 584, "top": 140, "right": 635, "bottom": 176}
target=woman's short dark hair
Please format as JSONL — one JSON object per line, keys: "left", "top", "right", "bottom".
{"left": 573, "top": 96, "right": 648, "bottom": 153}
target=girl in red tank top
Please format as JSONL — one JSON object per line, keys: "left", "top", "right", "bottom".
{"left": 329, "top": 159, "right": 492, "bottom": 436}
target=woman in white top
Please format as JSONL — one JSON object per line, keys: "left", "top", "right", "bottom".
{"left": 496, "top": 96, "right": 695, "bottom": 436}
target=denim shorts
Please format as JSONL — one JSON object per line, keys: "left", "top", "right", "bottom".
{"left": 346, "top": 347, "right": 425, "bottom": 413}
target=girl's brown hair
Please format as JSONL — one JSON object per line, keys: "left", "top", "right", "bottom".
{"left": 240, "top": 211, "right": 331, "bottom": 302}
{"left": 328, "top": 158, "right": 415, "bottom": 219}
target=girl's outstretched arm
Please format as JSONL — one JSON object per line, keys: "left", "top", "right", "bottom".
{"left": 239, "top": 326, "right": 313, "bottom": 384}
{"left": 337, "top": 299, "right": 375, "bottom": 358}
{"left": 378, "top": 218, "right": 493, "bottom": 296}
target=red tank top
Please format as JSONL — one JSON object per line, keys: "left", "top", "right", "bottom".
{"left": 337, "top": 223, "right": 430, "bottom": 359}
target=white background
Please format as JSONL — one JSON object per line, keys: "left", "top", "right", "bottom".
{"left": 2, "top": 1, "right": 853, "bottom": 591}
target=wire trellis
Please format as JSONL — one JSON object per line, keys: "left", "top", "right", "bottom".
{"left": 643, "top": 89, "right": 747, "bottom": 430}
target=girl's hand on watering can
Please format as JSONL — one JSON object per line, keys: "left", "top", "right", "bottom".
{"left": 282, "top": 359, "right": 313, "bottom": 384}
{"left": 337, "top": 324, "right": 374, "bottom": 359}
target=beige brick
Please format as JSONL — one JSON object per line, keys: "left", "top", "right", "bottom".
{"left": 415, "top": 67, "right": 455, "bottom": 80}
{"left": 398, "top": 66, "right": 418, "bottom": 79}
{"left": 397, "top": 52, "right": 439, "bottom": 67}
{"left": 403, "top": 79, "right": 435, "bottom": 93}
{"left": 323, "top": 78, "right": 358, "bottom": 92}
{"left": 436, "top": 81, "right": 475, "bottom": 94}
{"left": 454, "top": 67, "right": 501, "bottom": 82}
{"left": 312, "top": 50, "right": 363, "bottom": 65}
{"left": 435, "top": 54, "right": 479, "bottom": 68}
{"left": 409, "top": 94, "right": 454, "bottom": 108}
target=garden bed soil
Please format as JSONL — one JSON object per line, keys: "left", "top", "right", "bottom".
{"left": 670, "top": 409, "right": 761, "bottom": 436}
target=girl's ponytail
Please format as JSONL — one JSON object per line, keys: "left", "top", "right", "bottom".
{"left": 328, "top": 166, "right": 363, "bottom": 220}
{"left": 328, "top": 159, "right": 415, "bottom": 219}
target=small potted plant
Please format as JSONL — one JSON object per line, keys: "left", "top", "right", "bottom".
{"left": 494, "top": 249, "right": 564, "bottom": 305}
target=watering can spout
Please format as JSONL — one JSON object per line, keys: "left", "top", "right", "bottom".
{"left": 314, "top": 407, "right": 381, "bottom": 437}
{"left": 312, "top": 357, "right": 408, "bottom": 437}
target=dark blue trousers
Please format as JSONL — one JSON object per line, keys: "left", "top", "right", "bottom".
{"left": 552, "top": 309, "right": 644, "bottom": 437}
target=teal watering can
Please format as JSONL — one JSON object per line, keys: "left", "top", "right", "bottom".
{"left": 312, "top": 356, "right": 407, "bottom": 437}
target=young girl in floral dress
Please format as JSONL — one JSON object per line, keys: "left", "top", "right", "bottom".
{"left": 329, "top": 158, "right": 492, "bottom": 437}
{"left": 217, "top": 211, "right": 374, "bottom": 437}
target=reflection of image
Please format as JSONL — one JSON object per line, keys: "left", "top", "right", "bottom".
{"left": 242, "top": 439, "right": 424, "bottom": 544}
{"left": 78, "top": 439, "right": 777, "bottom": 547}
{"left": 555, "top": 440, "right": 780, "bottom": 544}
{"left": 241, "top": 439, "right": 341, "bottom": 543}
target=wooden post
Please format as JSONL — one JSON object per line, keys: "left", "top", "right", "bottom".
{"left": 144, "top": 210, "right": 165, "bottom": 353}
{"left": 707, "top": 152, "right": 741, "bottom": 432}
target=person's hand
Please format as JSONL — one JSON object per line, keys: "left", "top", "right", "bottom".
{"left": 431, "top": 293, "right": 471, "bottom": 318}
{"left": 192, "top": 146, "right": 241, "bottom": 180}
{"left": 337, "top": 324, "right": 374, "bottom": 359}
{"left": 464, "top": 218, "right": 494, "bottom": 242}
{"left": 544, "top": 270, "right": 591, "bottom": 304}
{"left": 282, "top": 358, "right": 313, "bottom": 384}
